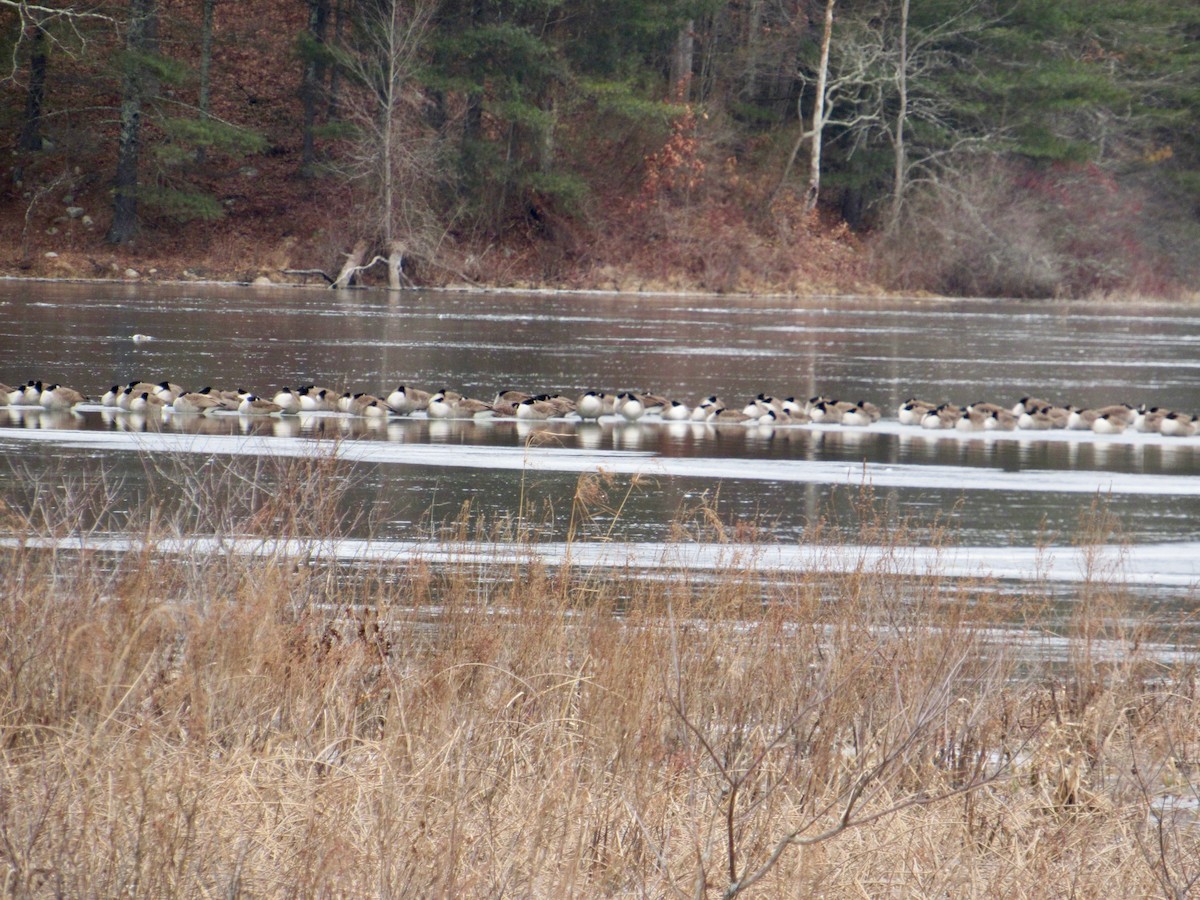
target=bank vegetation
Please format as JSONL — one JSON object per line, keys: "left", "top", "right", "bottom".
{"left": 1, "top": 0, "right": 1198, "bottom": 297}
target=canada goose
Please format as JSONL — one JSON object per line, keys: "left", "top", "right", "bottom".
{"left": 171, "top": 391, "right": 225, "bottom": 415}
{"left": 690, "top": 396, "right": 722, "bottom": 421}
{"left": 426, "top": 392, "right": 455, "bottom": 419}
{"left": 297, "top": 387, "right": 335, "bottom": 412}
{"left": 1095, "top": 404, "right": 1137, "bottom": 427}
{"left": 1091, "top": 412, "right": 1128, "bottom": 434}
{"left": 1159, "top": 412, "right": 1197, "bottom": 437}
{"left": 1011, "top": 396, "right": 1051, "bottom": 416}
{"left": 956, "top": 409, "right": 989, "bottom": 432}
{"left": 741, "top": 394, "right": 781, "bottom": 418}
{"left": 215, "top": 388, "right": 248, "bottom": 409}
{"left": 346, "top": 393, "right": 386, "bottom": 415}
{"left": 810, "top": 400, "right": 855, "bottom": 424}
{"left": 741, "top": 397, "right": 767, "bottom": 418}
{"left": 129, "top": 391, "right": 168, "bottom": 413}
{"left": 112, "top": 381, "right": 158, "bottom": 409}
{"left": 663, "top": 400, "right": 692, "bottom": 421}
{"left": 576, "top": 391, "right": 605, "bottom": 420}
{"left": 897, "top": 399, "right": 937, "bottom": 426}
{"left": 18, "top": 381, "right": 44, "bottom": 405}
{"left": 490, "top": 397, "right": 522, "bottom": 417}
{"left": 761, "top": 408, "right": 806, "bottom": 425}
{"left": 986, "top": 409, "right": 1018, "bottom": 431}
{"left": 39, "top": 384, "right": 87, "bottom": 410}
{"left": 638, "top": 392, "right": 669, "bottom": 415}
{"left": 516, "top": 397, "right": 557, "bottom": 420}
{"left": 1134, "top": 406, "right": 1168, "bottom": 433}
{"left": 781, "top": 397, "right": 806, "bottom": 417}
{"left": 1016, "top": 406, "right": 1049, "bottom": 430}
{"left": 921, "top": 404, "right": 962, "bottom": 430}
{"left": 495, "top": 389, "right": 533, "bottom": 407}
{"left": 804, "top": 395, "right": 833, "bottom": 415}
{"left": 1044, "top": 405, "right": 1072, "bottom": 429}
{"left": 0, "top": 383, "right": 11, "bottom": 406}
{"left": 966, "top": 401, "right": 1008, "bottom": 417}
{"left": 541, "top": 395, "right": 576, "bottom": 417}
{"left": 448, "top": 397, "right": 496, "bottom": 420}
{"left": 6, "top": 383, "right": 28, "bottom": 406}
{"left": 750, "top": 410, "right": 780, "bottom": 429}
{"left": 386, "top": 385, "right": 431, "bottom": 414}
{"left": 1018, "top": 404, "right": 1070, "bottom": 430}
{"left": 710, "top": 405, "right": 755, "bottom": 424}
{"left": 359, "top": 399, "right": 392, "bottom": 419}
{"left": 153, "top": 381, "right": 184, "bottom": 402}
{"left": 807, "top": 400, "right": 833, "bottom": 423}
{"left": 758, "top": 394, "right": 786, "bottom": 414}
{"left": 616, "top": 392, "right": 645, "bottom": 421}
{"left": 238, "top": 394, "right": 284, "bottom": 416}
{"left": 1066, "top": 407, "right": 1099, "bottom": 430}
{"left": 272, "top": 387, "right": 300, "bottom": 413}
{"left": 304, "top": 384, "right": 337, "bottom": 403}
{"left": 841, "top": 401, "right": 881, "bottom": 426}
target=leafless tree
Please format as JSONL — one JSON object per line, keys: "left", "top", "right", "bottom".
{"left": 4, "top": 2, "right": 113, "bottom": 153}
{"left": 330, "top": 0, "right": 444, "bottom": 289}
{"left": 661, "top": 595, "right": 1027, "bottom": 897}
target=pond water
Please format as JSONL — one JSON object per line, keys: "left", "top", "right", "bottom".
{"left": 1, "top": 280, "right": 1198, "bottom": 621}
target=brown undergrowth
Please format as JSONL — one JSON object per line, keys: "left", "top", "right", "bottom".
{"left": 0, "top": 453, "right": 1197, "bottom": 897}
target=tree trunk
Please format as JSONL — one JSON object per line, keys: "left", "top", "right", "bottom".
{"left": 107, "top": 0, "right": 158, "bottom": 245}
{"left": 195, "top": 0, "right": 216, "bottom": 164}
{"left": 333, "top": 240, "right": 368, "bottom": 288}
{"left": 669, "top": 21, "right": 694, "bottom": 101}
{"left": 17, "top": 13, "right": 48, "bottom": 152}
{"left": 889, "top": 0, "right": 910, "bottom": 229}
{"left": 327, "top": 0, "right": 344, "bottom": 118}
{"left": 804, "top": 0, "right": 836, "bottom": 211}
{"left": 301, "top": 0, "right": 329, "bottom": 170}
{"left": 387, "top": 242, "right": 406, "bottom": 289}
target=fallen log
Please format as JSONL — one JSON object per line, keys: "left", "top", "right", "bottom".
{"left": 281, "top": 268, "right": 335, "bottom": 285}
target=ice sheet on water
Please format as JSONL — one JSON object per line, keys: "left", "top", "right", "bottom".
{"left": 3, "top": 535, "right": 1197, "bottom": 586}
{"left": 2, "top": 425, "right": 1199, "bottom": 498}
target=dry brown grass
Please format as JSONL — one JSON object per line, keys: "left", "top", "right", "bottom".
{"left": 1, "top": 453, "right": 1198, "bottom": 898}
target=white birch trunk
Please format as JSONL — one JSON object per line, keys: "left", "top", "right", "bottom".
{"left": 804, "top": 0, "right": 836, "bottom": 211}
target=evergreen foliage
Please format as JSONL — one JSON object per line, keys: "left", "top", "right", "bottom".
{"left": 2, "top": 0, "right": 1197, "bottom": 293}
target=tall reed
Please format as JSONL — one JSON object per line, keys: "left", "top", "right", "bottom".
{"left": 0, "top": 452, "right": 1196, "bottom": 897}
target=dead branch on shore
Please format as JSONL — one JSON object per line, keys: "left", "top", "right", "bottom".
{"left": 281, "top": 268, "right": 335, "bottom": 285}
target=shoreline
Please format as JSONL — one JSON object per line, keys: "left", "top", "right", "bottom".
{"left": 4, "top": 272, "right": 1198, "bottom": 308}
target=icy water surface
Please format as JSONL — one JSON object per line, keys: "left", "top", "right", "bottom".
{"left": 1, "top": 280, "right": 1198, "bottom": 613}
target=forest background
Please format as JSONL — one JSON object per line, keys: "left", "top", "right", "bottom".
{"left": 1, "top": 0, "right": 1198, "bottom": 298}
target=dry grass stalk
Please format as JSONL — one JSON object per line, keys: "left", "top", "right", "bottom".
{"left": 0, "top": 452, "right": 1197, "bottom": 897}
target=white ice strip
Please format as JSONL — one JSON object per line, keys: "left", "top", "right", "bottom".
{"left": 27, "top": 409, "right": 1200, "bottom": 449}
{"left": 4, "top": 535, "right": 1198, "bottom": 586}
{"left": 2, "top": 426, "right": 1200, "bottom": 497}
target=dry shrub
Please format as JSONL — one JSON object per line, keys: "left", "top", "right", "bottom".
{"left": 871, "top": 160, "right": 1064, "bottom": 298}
{"left": 0, "top": 455, "right": 1197, "bottom": 897}
{"left": 871, "top": 158, "right": 1186, "bottom": 300}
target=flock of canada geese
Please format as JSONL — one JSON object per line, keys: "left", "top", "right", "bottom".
{"left": 3, "top": 378, "right": 1199, "bottom": 437}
